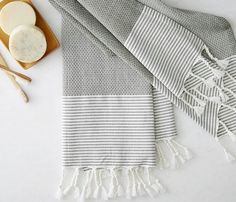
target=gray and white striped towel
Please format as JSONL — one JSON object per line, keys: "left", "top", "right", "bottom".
{"left": 49, "top": 0, "right": 236, "bottom": 200}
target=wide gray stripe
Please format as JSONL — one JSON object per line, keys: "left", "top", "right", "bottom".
{"left": 124, "top": 6, "right": 204, "bottom": 97}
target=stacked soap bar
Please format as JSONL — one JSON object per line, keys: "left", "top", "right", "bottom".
{"left": 0, "top": 1, "right": 47, "bottom": 63}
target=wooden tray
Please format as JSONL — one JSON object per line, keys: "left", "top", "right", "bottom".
{"left": 0, "top": 0, "right": 60, "bottom": 69}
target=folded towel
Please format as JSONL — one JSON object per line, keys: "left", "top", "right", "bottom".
{"left": 49, "top": 0, "right": 236, "bottom": 200}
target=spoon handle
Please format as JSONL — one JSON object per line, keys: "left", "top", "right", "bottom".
{"left": 0, "top": 64, "right": 32, "bottom": 82}
{"left": 9, "top": 74, "right": 29, "bottom": 103}
{"left": 0, "top": 55, "right": 29, "bottom": 103}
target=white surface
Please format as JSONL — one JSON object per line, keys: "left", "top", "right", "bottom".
{"left": 0, "top": 0, "right": 236, "bottom": 202}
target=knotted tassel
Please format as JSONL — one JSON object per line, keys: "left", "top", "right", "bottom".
{"left": 216, "top": 137, "right": 235, "bottom": 163}
{"left": 205, "top": 77, "right": 217, "bottom": 88}
{"left": 184, "top": 89, "right": 206, "bottom": 107}
{"left": 219, "top": 120, "right": 236, "bottom": 142}
{"left": 94, "top": 186, "right": 108, "bottom": 200}
{"left": 228, "top": 131, "right": 236, "bottom": 142}
{"left": 79, "top": 169, "right": 93, "bottom": 201}
{"left": 166, "top": 140, "right": 186, "bottom": 169}
{"left": 189, "top": 72, "right": 216, "bottom": 89}
{"left": 181, "top": 90, "right": 206, "bottom": 116}
{"left": 134, "top": 168, "right": 145, "bottom": 196}
{"left": 171, "top": 139, "right": 193, "bottom": 160}
{"left": 154, "top": 179, "right": 166, "bottom": 193}
{"left": 224, "top": 149, "right": 236, "bottom": 162}
{"left": 117, "top": 185, "right": 124, "bottom": 197}
{"left": 145, "top": 167, "right": 162, "bottom": 197}
{"left": 56, "top": 168, "right": 66, "bottom": 199}
{"left": 60, "top": 168, "right": 80, "bottom": 197}
{"left": 113, "top": 169, "right": 124, "bottom": 197}
{"left": 204, "top": 45, "right": 229, "bottom": 69}
{"left": 93, "top": 169, "right": 108, "bottom": 200}
{"left": 225, "top": 71, "right": 236, "bottom": 84}
{"left": 195, "top": 97, "right": 206, "bottom": 106}
{"left": 126, "top": 169, "right": 132, "bottom": 199}
{"left": 85, "top": 171, "right": 93, "bottom": 199}
{"left": 156, "top": 143, "right": 170, "bottom": 169}
{"left": 183, "top": 89, "right": 207, "bottom": 116}
{"left": 73, "top": 168, "right": 80, "bottom": 199}
{"left": 218, "top": 89, "right": 230, "bottom": 103}
{"left": 194, "top": 105, "right": 205, "bottom": 116}
{"left": 74, "top": 187, "right": 80, "bottom": 199}
{"left": 108, "top": 168, "right": 120, "bottom": 198}
{"left": 216, "top": 59, "right": 229, "bottom": 70}
{"left": 211, "top": 68, "right": 225, "bottom": 79}
{"left": 194, "top": 88, "right": 222, "bottom": 105}
{"left": 130, "top": 169, "right": 137, "bottom": 197}
{"left": 151, "top": 179, "right": 165, "bottom": 194}
{"left": 218, "top": 141, "right": 235, "bottom": 162}
{"left": 63, "top": 184, "right": 73, "bottom": 196}
{"left": 222, "top": 87, "right": 236, "bottom": 100}
{"left": 137, "top": 182, "right": 145, "bottom": 196}
{"left": 208, "top": 96, "right": 222, "bottom": 104}
{"left": 134, "top": 168, "right": 154, "bottom": 197}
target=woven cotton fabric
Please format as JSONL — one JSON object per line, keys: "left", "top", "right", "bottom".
{"left": 61, "top": 17, "right": 177, "bottom": 168}
{"left": 49, "top": 0, "right": 236, "bottom": 200}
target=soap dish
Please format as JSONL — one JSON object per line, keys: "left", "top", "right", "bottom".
{"left": 0, "top": 0, "right": 60, "bottom": 69}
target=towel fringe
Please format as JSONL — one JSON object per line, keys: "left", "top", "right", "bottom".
{"left": 225, "top": 71, "right": 236, "bottom": 83}
{"left": 181, "top": 46, "right": 235, "bottom": 117}
{"left": 221, "top": 87, "right": 236, "bottom": 100}
{"left": 57, "top": 166, "right": 164, "bottom": 200}
{"left": 181, "top": 89, "right": 206, "bottom": 117}
{"left": 155, "top": 143, "right": 169, "bottom": 169}
{"left": 156, "top": 137, "right": 192, "bottom": 169}
{"left": 219, "top": 120, "right": 236, "bottom": 142}
{"left": 204, "top": 45, "right": 229, "bottom": 70}
{"left": 93, "top": 169, "right": 108, "bottom": 200}
{"left": 189, "top": 72, "right": 217, "bottom": 88}
{"left": 194, "top": 89, "right": 222, "bottom": 104}
{"left": 216, "top": 137, "right": 235, "bottom": 163}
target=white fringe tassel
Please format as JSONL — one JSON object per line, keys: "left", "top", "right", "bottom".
{"left": 215, "top": 137, "right": 235, "bottom": 163}
{"left": 182, "top": 46, "right": 236, "bottom": 117}
{"left": 214, "top": 119, "right": 236, "bottom": 163}
{"left": 156, "top": 138, "right": 192, "bottom": 169}
{"left": 219, "top": 120, "right": 236, "bottom": 142}
{"left": 56, "top": 166, "right": 164, "bottom": 200}
{"left": 181, "top": 89, "right": 206, "bottom": 117}
{"left": 204, "top": 45, "right": 230, "bottom": 70}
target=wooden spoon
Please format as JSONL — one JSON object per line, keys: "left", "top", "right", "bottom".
{"left": 0, "top": 64, "right": 32, "bottom": 83}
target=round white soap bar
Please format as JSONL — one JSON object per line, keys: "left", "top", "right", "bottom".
{"left": 0, "top": 1, "right": 36, "bottom": 35}
{"left": 9, "top": 25, "right": 47, "bottom": 63}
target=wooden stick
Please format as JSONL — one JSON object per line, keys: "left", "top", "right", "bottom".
{"left": 0, "top": 64, "right": 32, "bottom": 83}
{"left": 0, "top": 55, "right": 29, "bottom": 103}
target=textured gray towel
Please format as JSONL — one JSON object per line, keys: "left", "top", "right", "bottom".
{"left": 49, "top": 0, "right": 236, "bottom": 200}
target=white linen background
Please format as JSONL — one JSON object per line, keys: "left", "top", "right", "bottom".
{"left": 0, "top": 0, "right": 235, "bottom": 202}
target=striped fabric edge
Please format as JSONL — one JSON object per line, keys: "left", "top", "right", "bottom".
{"left": 152, "top": 89, "right": 177, "bottom": 141}
{"left": 62, "top": 93, "right": 192, "bottom": 168}
{"left": 124, "top": 5, "right": 204, "bottom": 97}
{"left": 58, "top": 91, "right": 193, "bottom": 199}
{"left": 217, "top": 55, "right": 236, "bottom": 137}
{"left": 62, "top": 95, "right": 156, "bottom": 167}
{"left": 123, "top": 4, "right": 236, "bottom": 141}
{"left": 154, "top": 55, "right": 236, "bottom": 140}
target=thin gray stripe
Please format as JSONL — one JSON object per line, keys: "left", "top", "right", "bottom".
{"left": 125, "top": 6, "right": 204, "bottom": 97}
{"left": 62, "top": 95, "right": 157, "bottom": 167}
